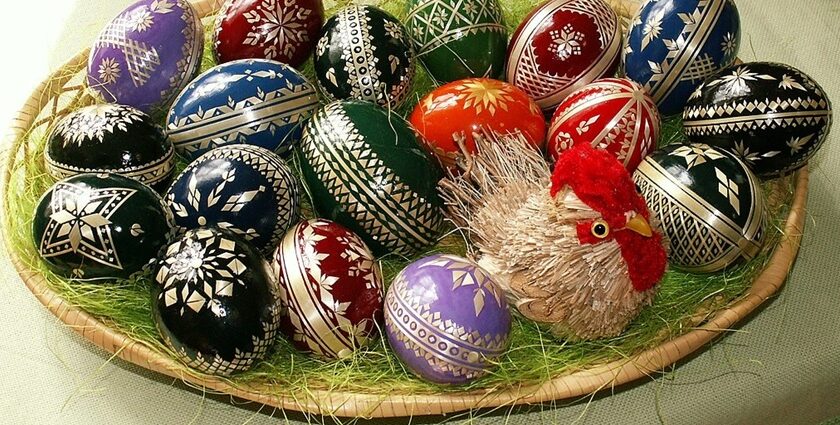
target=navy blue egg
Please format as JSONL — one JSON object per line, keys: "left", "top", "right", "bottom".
{"left": 166, "top": 59, "right": 319, "bottom": 161}
{"left": 623, "top": 0, "right": 740, "bottom": 116}
{"left": 165, "top": 145, "right": 299, "bottom": 253}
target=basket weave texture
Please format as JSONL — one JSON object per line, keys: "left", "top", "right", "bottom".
{"left": 1, "top": 0, "right": 809, "bottom": 418}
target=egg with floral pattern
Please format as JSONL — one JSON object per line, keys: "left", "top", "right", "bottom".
{"left": 153, "top": 227, "right": 282, "bottom": 376}
{"left": 272, "top": 219, "right": 384, "bottom": 359}
{"left": 87, "top": 0, "right": 204, "bottom": 114}
{"left": 384, "top": 254, "right": 511, "bottom": 384}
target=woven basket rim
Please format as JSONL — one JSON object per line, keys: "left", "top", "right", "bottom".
{"left": 1, "top": 0, "right": 810, "bottom": 418}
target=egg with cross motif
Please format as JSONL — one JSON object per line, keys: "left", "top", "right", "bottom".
{"left": 153, "top": 227, "right": 282, "bottom": 376}
{"left": 623, "top": 0, "right": 741, "bottom": 116}
{"left": 384, "top": 254, "right": 511, "bottom": 385}
{"left": 506, "top": 0, "right": 621, "bottom": 113}
{"left": 32, "top": 173, "right": 173, "bottom": 280}
{"left": 313, "top": 5, "right": 415, "bottom": 108}
{"left": 683, "top": 62, "right": 833, "bottom": 178}
{"left": 633, "top": 143, "right": 766, "bottom": 273}
{"left": 272, "top": 219, "right": 384, "bottom": 359}
{"left": 165, "top": 144, "right": 300, "bottom": 254}
{"left": 87, "top": 0, "right": 204, "bottom": 114}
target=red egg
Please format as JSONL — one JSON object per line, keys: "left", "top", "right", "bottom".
{"left": 409, "top": 78, "right": 546, "bottom": 170}
{"left": 506, "top": 0, "right": 621, "bottom": 113}
{"left": 547, "top": 78, "right": 659, "bottom": 172}
{"left": 272, "top": 219, "right": 384, "bottom": 359}
{"left": 213, "top": 0, "right": 324, "bottom": 67}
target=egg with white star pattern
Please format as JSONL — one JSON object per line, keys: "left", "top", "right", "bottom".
{"left": 683, "top": 62, "right": 833, "bottom": 178}
{"left": 153, "top": 227, "right": 282, "bottom": 376}
{"left": 165, "top": 144, "right": 299, "bottom": 254}
{"left": 32, "top": 173, "right": 173, "bottom": 280}
{"left": 633, "top": 143, "right": 767, "bottom": 273}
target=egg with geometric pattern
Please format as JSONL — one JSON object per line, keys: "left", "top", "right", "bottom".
{"left": 152, "top": 227, "right": 282, "bottom": 376}
{"left": 165, "top": 144, "right": 300, "bottom": 254}
{"left": 384, "top": 254, "right": 511, "bottom": 384}
{"left": 633, "top": 143, "right": 766, "bottom": 273}
{"left": 683, "top": 62, "right": 833, "bottom": 178}
{"left": 272, "top": 219, "right": 384, "bottom": 359}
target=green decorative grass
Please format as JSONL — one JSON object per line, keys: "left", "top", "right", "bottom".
{"left": 1, "top": 0, "right": 796, "bottom": 414}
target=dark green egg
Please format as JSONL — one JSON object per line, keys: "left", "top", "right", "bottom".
{"left": 297, "top": 100, "right": 444, "bottom": 257}
{"left": 45, "top": 104, "right": 175, "bottom": 191}
{"left": 32, "top": 173, "right": 173, "bottom": 280}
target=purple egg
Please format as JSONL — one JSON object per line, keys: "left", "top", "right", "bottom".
{"left": 384, "top": 254, "right": 511, "bottom": 385}
{"left": 87, "top": 0, "right": 204, "bottom": 113}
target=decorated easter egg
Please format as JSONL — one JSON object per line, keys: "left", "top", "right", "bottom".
{"left": 405, "top": 0, "right": 507, "bottom": 83}
{"left": 410, "top": 78, "right": 546, "bottom": 169}
{"left": 683, "top": 62, "right": 833, "bottom": 178}
{"left": 167, "top": 59, "right": 319, "bottom": 161}
{"left": 547, "top": 78, "right": 659, "bottom": 172}
{"left": 297, "top": 100, "right": 443, "bottom": 256}
{"left": 32, "top": 173, "right": 173, "bottom": 280}
{"left": 624, "top": 0, "right": 740, "bottom": 116}
{"left": 45, "top": 104, "right": 175, "bottom": 191}
{"left": 313, "top": 5, "right": 415, "bottom": 108}
{"left": 213, "top": 0, "right": 325, "bottom": 67}
{"left": 506, "top": 0, "right": 621, "bottom": 113}
{"left": 272, "top": 219, "right": 384, "bottom": 359}
{"left": 87, "top": 0, "right": 204, "bottom": 114}
{"left": 153, "top": 227, "right": 281, "bottom": 376}
{"left": 384, "top": 254, "right": 511, "bottom": 384}
{"left": 165, "top": 145, "right": 299, "bottom": 254}
{"left": 633, "top": 143, "right": 766, "bottom": 273}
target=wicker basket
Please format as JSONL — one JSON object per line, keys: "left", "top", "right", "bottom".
{"left": 1, "top": 0, "right": 809, "bottom": 418}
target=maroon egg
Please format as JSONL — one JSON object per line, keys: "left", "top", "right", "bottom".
{"left": 271, "top": 219, "right": 384, "bottom": 359}
{"left": 506, "top": 0, "right": 621, "bottom": 113}
{"left": 213, "top": 0, "right": 325, "bottom": 67}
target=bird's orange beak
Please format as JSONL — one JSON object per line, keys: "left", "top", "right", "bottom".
{"left": 624, "top": 213, "right": 653, "bottom": 237}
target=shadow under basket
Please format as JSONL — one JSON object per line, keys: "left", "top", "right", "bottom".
{"left": 1, "top": 0, "right": 809, "bottom": 419}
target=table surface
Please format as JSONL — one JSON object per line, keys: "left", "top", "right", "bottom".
{"left": 2, "top": 0, "right": 839, "bottom": 424}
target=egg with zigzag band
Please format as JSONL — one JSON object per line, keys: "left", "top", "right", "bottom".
{"left": 165, "top": 144, "right": 300, "bottom": 254}
{"left": 297, "top": 100, "right": 444, "bottom": 257}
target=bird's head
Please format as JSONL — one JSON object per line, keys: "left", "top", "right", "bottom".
{"left": 550, "top": 143, "right": 668, "bottom": 292}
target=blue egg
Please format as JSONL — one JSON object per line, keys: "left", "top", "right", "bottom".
{"left": 167, "top": 59, "right": 319, "bottom": 161}
{"left": 165, "top": 145, "right": 300, "bottom": 253}
{"left": 623, "top": 0, "right": 740, "bottom": 116}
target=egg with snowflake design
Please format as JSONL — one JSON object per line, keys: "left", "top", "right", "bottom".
{"left": 32, "top": 173, "right": 173, "bottom": 280}
{"left": 623, "top": 0, "right": 740, "bottom": 116}
{"left": 272, "top": 219, "right": 384, "bottom": 359}
{"left": 405, "top": 0, "right": 507, "bottom": 83}
{"left": 167, "top": 59, "right": 319, "bottom": 161}
{"left": 165, "top": 145, "right": 299, "bottom": 254}
{"left": 46, "top": 104, "right": 175, "bottom": 191}
{"left": 547, "top": 78, "right": 659, "bottom": 172}
{"left": 683, "top": 62, "right": 833, "bottom": 178}
{"left": 313, "top": 5, "right": 415, "bottom": 108}
{"left": 633, "top": 143, "right": 766, "bottom": 273}
{"left": 87, "top": 0, "right": 204, "bottom": 114}
{"left": 213, "top": 0, "right": 324, "bottom": 67}
{"left": 506, "top": 0, "right": 621, "bottom": 113}
{"left": 409, "top": 78, "right": 546, "bottom": 170}
{"left": 153, "top": 227, "right": 282, "bottom": 376}
{"left": 384, "top": 254, "right": 511, "bottom": 385}
{"left": 297, "top": 100, "right": 444, "bottom": 257}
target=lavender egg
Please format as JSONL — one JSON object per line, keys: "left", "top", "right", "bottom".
{"left": 87, "top": 0, "right": 204, "bottom": 113}
{"left": 384, "top": 254, "right": 511, "bottom": 385}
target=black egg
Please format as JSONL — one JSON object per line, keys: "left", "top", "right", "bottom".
{"left": 683, "top": 62, "right": 832, "bottom": 178}
{"left": 32, "top": 173, "right": 173, "bottom": 280}
{"left": 152, "top": 227, "right": 281, "bottom": 376}
{"left": 46, "top": 104, "right": 175, "bottom": 191}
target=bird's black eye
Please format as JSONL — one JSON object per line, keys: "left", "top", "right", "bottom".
{"left": 591, "top": 220, "right": 610, "bottom": 239}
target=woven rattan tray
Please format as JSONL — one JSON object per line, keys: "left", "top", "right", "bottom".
{"left": 2, "top": 0, "right": 809, "bottom": 418}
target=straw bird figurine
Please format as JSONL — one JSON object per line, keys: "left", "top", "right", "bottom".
{"left": 439, "top": 133, "right": 668, "bottom": 340}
